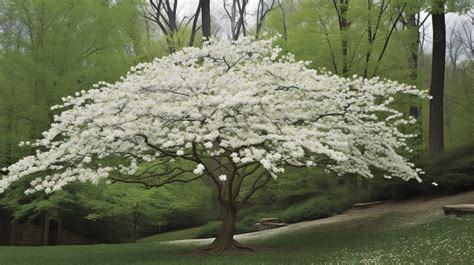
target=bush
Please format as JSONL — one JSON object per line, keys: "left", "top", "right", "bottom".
{"left": 196, "top": 221, "right": 221, "bottom": 239}
{"left": 375, "top": 144, "right": 474, "bottom": 198}
{"left": 196, "top": 219, "right": 257, "bottom": 239}
{"left": 420, "top": 144, "right": 474, "bottom": 190}
{"left": 163, "top": 208, "right": 208, "bottom": 231}
{"left": 278, "top": 193, "right": 352, "bottom": 223}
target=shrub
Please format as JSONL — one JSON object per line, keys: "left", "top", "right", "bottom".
{"left": 196, "top": 221, "right": 221, "bottom": 239}
{"left": 376, "top": 144, "right": 474, "bottom": 198}
{"left": 196, "top": 219, "right": 257, "bottom": 239}
{"left": 278, "top": 193, "right": 352, "bottom": 223}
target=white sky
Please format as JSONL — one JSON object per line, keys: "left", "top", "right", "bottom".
{"left": 174, "top": 1, "right": 472, "bottom": 52}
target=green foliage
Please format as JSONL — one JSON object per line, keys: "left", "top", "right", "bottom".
{"left": 0, "top": 0, "right": 157, "bottom": 168}
{"left": 266, "top": 0, "right": 413, "bottom": 80}
{"left": 444, "top": 63, "right": 474, "bottom": 147}
{"left": 0, "top": 0, "right": 181, "bottom": 242}
{"left": 277, "top": 191, "right": 352, "bottom": 223}
{"left": 251, "top": 167, "right": 335, "bottom": 207}
{"left": 0, "top": 177, "right": 82, "bottom": 221}
{"left": 418, "top": 144, "right": 474, "bottom": 190}
{"left": 196, "top": 220, "right": 256, "bottom": 239}
{"left": 373, "top": 144, "right": 474, "bottom": 198}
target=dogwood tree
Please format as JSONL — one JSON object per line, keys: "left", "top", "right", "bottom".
{"left": 0, "top": 37, "right": 425, "bottom": 253}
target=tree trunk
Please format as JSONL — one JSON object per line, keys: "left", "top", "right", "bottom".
{"left": 56, "top": 214, "right": 63, "bottom": 245}
{"left": 340, "top": 0, "right": 349, "bottom": 76}
{"left": 198, "top": 204, "right": 251, "bottom": 254}
{"left": 188, "top": 4, "right": 201, "bottom": 47}
{"left": 132, "top": 211, "right": 137, "bottom": 243}
{"left": 407, "top": 12, "right": 422, "bottom": 158}
{"left": 407, "top": 13, "right": 420, "bottom": 82}
{"left": 429, "top": 9, "right": 446, "bottom": 156}
{"left": 40, "top": 211, "right": 50, "bottom": 246}
{"left": 200, "top": 0, "right": 211, "bottom": 39}
{"left": 0, "top": 209, "right": 11, "bottom": 245}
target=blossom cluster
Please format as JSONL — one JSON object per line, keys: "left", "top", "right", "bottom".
{"left": 0, "top": 37, "right": 426, "bottom": 194}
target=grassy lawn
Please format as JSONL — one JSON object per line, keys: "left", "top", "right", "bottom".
{"left": 0, "top": 213, "right": 472, "bottom": 264}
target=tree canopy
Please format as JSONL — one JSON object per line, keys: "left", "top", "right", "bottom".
{"left": 0, "top": 37, "right": 427, "bottom": 252}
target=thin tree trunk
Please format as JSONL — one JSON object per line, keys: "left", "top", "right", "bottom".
{"left": 407, "top": 12, "right": 422, "bottom": 158}
{"left": 340, "top": 0, "right": 349, "bottom": 76}
{"left": 201, "top": 0, "right": 211, "bottom": 39}
{"left": 132, "top": 210, "right": 137, "bottom": 243}
{"left": 56, "top": 214, "right": 63, "bottom": 245}
{"left": 429, "top": 9, "right": 446, "bottom": 156}
{"left": 407, "top": 13, "right": 420, "bottom": 83}
{"left": 188, "top": 4, "right": 201, "bottom": 46}
{"left": 40, "top": 211, "right": 50, "bottom": 246}
{"left": 5, "top": 213, "right": 11, "bottom": 245}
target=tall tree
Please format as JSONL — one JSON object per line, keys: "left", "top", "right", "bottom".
{"left": 429, "top": 1, "right": 447, "bottom": 156}
{"left": 427, "top": 0, "right": 472, "bottom": 156}
{"left": 223, "top": 0, "right": 249, "bottom": 40}
{"left": 255, "top": 0, "right": 277, "bottom": 39}
{"left": 201, "top": 0, "right": 211, "bottom": 39}
{"left": 144, "top": 0, "right": 202, "bottom": 52}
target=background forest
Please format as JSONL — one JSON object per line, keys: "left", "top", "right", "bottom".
{"left": 0, "top": 0, "right": 473, "bottom": 245}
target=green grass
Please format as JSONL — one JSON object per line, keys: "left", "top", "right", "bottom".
{"left": 1, "top": 214, "right": 473, "bottom": 264}
{"left": 137, "top": 227, "right": 203, "bottom": 243}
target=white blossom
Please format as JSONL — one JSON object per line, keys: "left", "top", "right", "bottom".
{"left": 193, "top": 164, "right": 205, "bottom": 175}
{"left": 218, "top": 175, "right": 227, "bottom": 182}
{"left": 0, "top": 37, "right": 426, "bottom": 194}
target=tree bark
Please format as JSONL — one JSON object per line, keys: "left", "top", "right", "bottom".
{"left": 132, "top": 210, "right": 137, "bottom": 243}
{"left": 200, "top": 0, "right": 211, "bottom": 39}
{"left": 56, "top": 214, "right": 63, "bottom": 245}
{"left": 40, "top": 211, "right": 50, "bottom": 246}
{"left": 339, "top": 0, "right": 349, "bottom": 76}
{"left": 197, "top": 203, "right": 252, "bottom": 254}
{"left": 188, "top": 4, "right": 201, "bottom": 46}
{"left": 429, "top": 9, "right": 446, "bottom": 156}
{"left": 406, "top": 12, "right": 420, "bottom": 82}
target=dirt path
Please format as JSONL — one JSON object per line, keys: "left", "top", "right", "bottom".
{"left": 161, "top": 191, "right": 474, "bottom": 246}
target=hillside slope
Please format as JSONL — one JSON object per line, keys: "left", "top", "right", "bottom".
{"left": 162, "top": 191, "right": 474, "bottom": 246}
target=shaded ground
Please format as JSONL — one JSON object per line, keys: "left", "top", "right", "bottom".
{"left": 162, "top": 191, "right": 474, "bottom": 246}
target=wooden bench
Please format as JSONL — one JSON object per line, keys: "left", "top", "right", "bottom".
{"left": 352, "top": 201, "right": 386, "bottom": 209}
{"left": 254, "top": 218, "right": 287, "bottom": 231}
{"left": 443, "top": 204, "right": 474, "bottom": 216}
